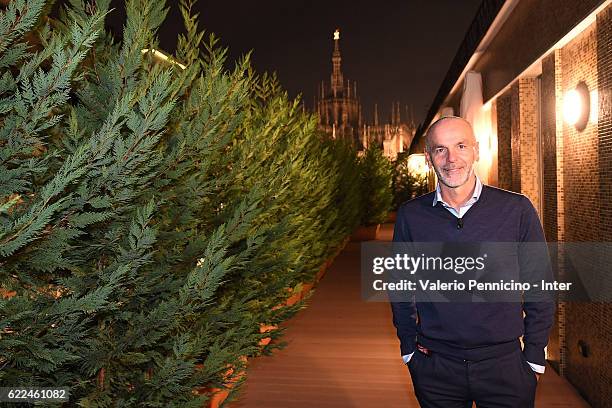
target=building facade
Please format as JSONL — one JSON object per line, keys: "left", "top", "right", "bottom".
{"left": 315, "top": 30, "right": 415, "bottom": 159}
{"left": 413, "top": 1, "right": 612, "bottom": 406}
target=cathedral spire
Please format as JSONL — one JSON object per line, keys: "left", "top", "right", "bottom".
{"left": 331, "top": 28, "right": 343, "bottom": 96}
{"left": 396, "top": 102, "right": 401, "bottom": 125}
{"left": 374, "top": 103, "right": 379, "bottom": 127}
{"left": 358, "top": 103, "right": 363, "bottom": 126}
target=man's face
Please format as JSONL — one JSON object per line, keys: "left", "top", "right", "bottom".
{"left": 425, "top": 119, "right": 479, "bottom": 189}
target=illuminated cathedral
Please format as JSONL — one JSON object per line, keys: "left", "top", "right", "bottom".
{"left": 314, "top": 29, "right": 416, "bottom": 159}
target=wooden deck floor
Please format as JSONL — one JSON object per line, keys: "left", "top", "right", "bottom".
{"left": 230, "top": 224, "right": 590, "bottom": 408}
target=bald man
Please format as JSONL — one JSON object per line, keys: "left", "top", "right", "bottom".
{"left": 391, "top": 116, "right": 555, "bottom": 407}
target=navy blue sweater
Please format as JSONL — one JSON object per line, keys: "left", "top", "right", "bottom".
{"left": 391, "top": 185, "right": 555, "bottom": 365}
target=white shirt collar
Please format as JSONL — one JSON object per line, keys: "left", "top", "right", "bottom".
{"left": 433, "top": 174, "right": 482, "bottom": 208}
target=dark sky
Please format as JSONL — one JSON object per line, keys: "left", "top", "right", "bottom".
{"left": 105, "top": 0, "right": 483, "bottom": 125}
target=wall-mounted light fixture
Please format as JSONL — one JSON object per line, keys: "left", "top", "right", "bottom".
{"left": 562, "top": 81, "right": 590, "bottom": 131}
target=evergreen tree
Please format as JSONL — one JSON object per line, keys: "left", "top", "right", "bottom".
{"left": 392, "top": 151, "right": 429, "bottom": 208}
{"left": 0, "top": 0, "right": 365, "bottom": 405}
{"left": 359, "top": 144, "right": 394, "bottom": 225}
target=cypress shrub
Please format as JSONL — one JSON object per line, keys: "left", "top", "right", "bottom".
{"left": 359, "top": 144, "right": 394, "bottom": 225}
{"left": 392, "top": 151, "right": 429, "bottom": 208}
{"left": 0, "top": 0, "right": 364, "bottom": 405}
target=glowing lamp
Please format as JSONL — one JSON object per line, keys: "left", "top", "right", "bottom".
{"left": 563, "top": 81, "right": 590, "bottom": 131}
{"left": 407, "top": 153, "right": 428, "bottom": 177}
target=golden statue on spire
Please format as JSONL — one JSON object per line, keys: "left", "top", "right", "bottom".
{"left": 334, "top": 29, "right": 340, "bottom": 40}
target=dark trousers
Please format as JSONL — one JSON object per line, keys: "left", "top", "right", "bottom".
{"left": 408, "top": 347, "right": 538, "bottom": 408}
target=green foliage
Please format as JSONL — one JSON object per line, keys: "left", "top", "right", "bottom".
{"left": 0, "top": 0, "right": 364, "bottom": 405}
{"left": 392, "top": 151, "right": 429, "bottom": 208}
{"left": 359, "top": 144, "right": 393, "bottom": 225}
{"left": 325, "top": 138, "right": 363, "bottom": 239}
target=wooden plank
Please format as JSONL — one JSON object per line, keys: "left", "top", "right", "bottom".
{"left": 229, "top": 223, "right": 590, "bottom": 408}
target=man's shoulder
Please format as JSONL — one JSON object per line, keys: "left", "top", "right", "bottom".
{"left": 397, "top": 191, "right": 436, "bottom": 215}
{"left": 482, "top": 185, "right": 531, "bottom": 206}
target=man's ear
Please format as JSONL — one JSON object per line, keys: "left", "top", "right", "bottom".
{"left": 474, "top": 141, "right": 480, "bottom": 162}
{"left": 424, "top": 148, "right": 432, "bottom": 168}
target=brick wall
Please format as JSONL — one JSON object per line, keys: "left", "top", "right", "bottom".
{"left": 496, "top": 93, "right": 512, "bottom": 190}
{"left": 503, "top": 78, "right": 542, "bottom": 211}
{"left": 493, "top": 16, "right": 611, "bottom": 404}
{"left": 494, "top": 78, "right": 542, "bottom": 210}
{"left": 541, "top": 53, "right": 559, "bottom": 242}
{"left": 518, "top": 77, "right": 541, "bottom": 214}
{"left": 552, "top": 48, "right": 566, "bottom": 246}
{"left": 459, "top": 1, "right": 612, "bottom": 405}
{"left": 554, "top": 48, "right": 568, "bottom": 377}
{"left": 540, "top": 51, "right": 561, "bottom": 367}
{"left": 510, "top": 83, "right": 522, "bottom": 193}
{"left": 560, "top": 20, "right": 608, "bottom": 407}
{"left": 599, "top": 4, "right": 612, "bottom": 241}
{"left": 596, "top": 5, "right": 612, "bottom": 406}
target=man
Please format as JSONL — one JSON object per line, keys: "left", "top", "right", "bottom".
{"left": 391, "top": 116, "right": 555, "bottom": 407}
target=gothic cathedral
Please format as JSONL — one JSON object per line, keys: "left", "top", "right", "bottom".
{"left": 315, "top": 29, "right": 416, "bottom": 159}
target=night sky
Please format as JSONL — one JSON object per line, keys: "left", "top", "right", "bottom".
{"left": 105, "top": 0, "right": 483, "bottom": 126}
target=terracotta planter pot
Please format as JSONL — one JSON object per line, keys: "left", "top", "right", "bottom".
{"left": 351, "top": 224, "right": 380, "bottom": 241}
{"left": 285, "top": 288, "right": 302, "bottom": 306}
{"left": 259, "top": 323, "right": 278, "bottom": 347}
{"left": 208, "top": 387, "right": 228, "bottom": 408}
{"left": 300, "top": 283, "right": 314, "bottom": 298}
{"left": 315, "top": 263, "right": 327, "bottom": 282}
{"left": 206, "top": 356, "right": 247, "bottom": 408}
